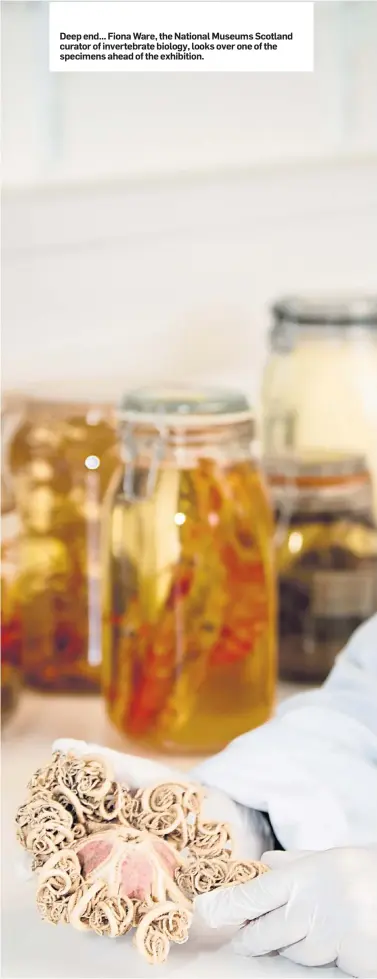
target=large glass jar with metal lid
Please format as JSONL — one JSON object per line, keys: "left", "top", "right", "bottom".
{"left": 9, "top": 398, "right": 120, "bottom": 692}
{"left": 102, "top": 388, "right": 276, "bottom": 754}
{"left": 1, "top": 395, "right": 24, "bottom": 722}
{"left": 261, "top": 296, "right": 377, "bottom": 516}
{"left": 1, "top": 475, "right": 21, "bottom": 723}
{"left": 266, "top": 451, "right": 377, "bottom": 683}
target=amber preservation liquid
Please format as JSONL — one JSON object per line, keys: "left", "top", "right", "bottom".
{"left": 267, "top": 454, "right": 377, "bottom": 682}
{"left": 9, "top": 402, "right": 120, "bottom": 692}
{"left": 1, "top": 506, "right": 21, "bottom": 723}
{"left": 103, "top": 452, "right": 276, "bottom": 753}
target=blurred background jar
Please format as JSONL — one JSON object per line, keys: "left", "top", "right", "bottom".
{"left": 1, "top": 474, "right": 21, "bottom": 723}
{"left": 9, "top": 398, "right": 120, "bottom": 692}
{"left": 1, "top": 396, "right": 24, "bottom": 722}
{"left": 266, "top": 452, "right": 377, "bottom": 683}
{"left": 262, "top": 295, "right": 377, "bottom": 517}
{"left": 103, "top": 387, "right": 276, "bottom": 754}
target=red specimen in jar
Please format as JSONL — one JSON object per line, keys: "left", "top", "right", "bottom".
{"left": 103, "top": 457, "right": 275, "bottom": 752}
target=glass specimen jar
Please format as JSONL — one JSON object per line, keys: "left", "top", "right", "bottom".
{"left": 266, "top": 451, "right": 377, "bottom": 683}
{"left": 261, "top": 295, "right": 377, "bottom": 516}
{"left": 1, "top": 477, "right": 21, "bottom": 723}
{"left": 102, "top": 387, "right": 276, "bottom": 754}
{"left": 9, "top": 399, "right": 120, "bottom": 692}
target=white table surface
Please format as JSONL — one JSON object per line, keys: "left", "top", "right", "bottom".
{"left": 2, "top": 689, "right": 345, "bottom": 979}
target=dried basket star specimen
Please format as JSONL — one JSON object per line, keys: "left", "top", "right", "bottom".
{"left": 187, "top": 819, "right": 233, "bottom": 859}
{"left": 130, "top": 781, "right": 203, "bottom": 850}
{"left": 16, "top": 791, "right": 77, "bottom": 869}
{"left": 16, "top": 750, "right": 268, "bottom": 964}
{"left": 134, "top": 901, "right": 193, "bottom": 965}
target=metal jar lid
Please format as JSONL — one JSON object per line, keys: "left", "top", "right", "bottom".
{"left": 270, "top": 294, "right": 377, "bottom": 352}
{"left": 272, "top": 294, "right": 377, "bottom": 328}
{"left": 264, "top": 450, "right": 369, "bottom": 483}
{"left": 118, "top": 386, "right": 254, "bottom": 429}
{"left": 117, "top": 387, "right": 254, "bottom": 503}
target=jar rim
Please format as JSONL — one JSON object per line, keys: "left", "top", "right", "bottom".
{"left": 264, "top": 450, "right": 368, "bottom": 481}
{"left": 272, "top": 293, "right": 377, "bottom": 328}
{"left": 118, "top": 386, "right": 254, "bottom": 429}
{"left": 11, "top": 398, "right": 115, "bottom": 419}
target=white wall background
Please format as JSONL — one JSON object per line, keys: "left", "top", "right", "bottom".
{"left": 2, "top": 0, "right": 377, "bottom": 404}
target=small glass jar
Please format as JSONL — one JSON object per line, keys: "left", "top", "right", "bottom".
{"left": 9, "top": 399, "right": 120, "bottom": 692}
{"left": 261, "top": 295, "right": 377, "bottom": 516}
{"left": 266, "top": 451, "right": 377, "bottom": 683}
{"left": 103, "top": 387, "right": 276, "bottom": 754}
{"left": 1, "top": 479, "right": 21, "bottom": 723}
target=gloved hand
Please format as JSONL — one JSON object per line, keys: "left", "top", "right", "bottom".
{"left": 197, "top": 846, "right": 377, "bottom": 978}
{"left": 193, "top": 616, "right": 377, "bottom": 853}
{"left": 52, "top": 738, "right": 273, "bottom": 861}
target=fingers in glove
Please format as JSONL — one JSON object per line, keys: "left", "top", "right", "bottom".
{"left": 280, "top": 935, "right": 337, "bottom": 968}
{"left": 262, "top": 849, "right": 313, "bottom": 868}
{"left": 196, "top": 866, "right": 291, "bottom": 928}
{"left": 232, "top": 907, "right": 307, "bottom": 957}
{"left": 53, "top": 738, "right": 89, "bottom": 756}
{"left": 16, "top": 852, "right": 34, "bottom": 882}
{"left": 338, "top": 939, "right": 377, "bottom": 979}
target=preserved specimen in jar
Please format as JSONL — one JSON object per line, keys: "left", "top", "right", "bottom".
{"left": 103, "top": 388, "right": 276, "bottom": 752}
{"left": 10, "top": 401, "right": 119, "bottom": 691}
{"left": 1, "top": 477, "right": 21, "bottom": 722}
{"left": 266, "top": 452, "right": 377, "bottom": 681}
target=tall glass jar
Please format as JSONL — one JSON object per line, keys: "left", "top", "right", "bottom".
{"left": 261, "top": 296, "right": 377, "bottom": 516}
{"left": 1, "top": 395, "right": 24, "bottom": 722}
{"left": 266, "top": 452, "right": 377, "bottom": 683}
{"left": 9, "top": 399, "right": 120, "bottom": 692}
{"left": 1, "top": 477, "right": 21, "bottom": 723}
{"left": 103, "top": 388, "right": 276, "bottom": 754}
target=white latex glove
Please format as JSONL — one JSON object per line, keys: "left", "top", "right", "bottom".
{"left": 197, "top": 846, "right": 377, "bottom": 978}
{"left": 52, "top": 738, "right": 273, "bottom": 860}
{"left": 194, "top": 617, "right": 377, "bottom": 851}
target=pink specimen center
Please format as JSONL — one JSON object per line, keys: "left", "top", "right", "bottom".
{"left": 78, "top": 839, "right": 112, "bottom": 876}
{"left": 152, "top": 839, "right": 179, "bottom": 877}
{"left": 120, "top": 852, "right": 154, "bottom": 901}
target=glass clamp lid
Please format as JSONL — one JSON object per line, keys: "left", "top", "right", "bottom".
{"left": 264, "top": 451, "right": 373, "bottom": 519}
{"left": 118, "top": 386, "right": 253, "bottom": 427}
{"left": 272, "top": 294, "right": 377, "bottom": 328}
{"left": 118, "top": 386, "right": 254, "bottom": 503}
{"left": 270, "top": 294, "right": 377, "bottom": 352}
{"left": 264, "top": 450, "right": 369, "bottom": 482}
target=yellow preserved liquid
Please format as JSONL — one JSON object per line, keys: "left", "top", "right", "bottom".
{"left": 1, "top": 530, "right": 21, "bottom": 722}
{"left": 103, "top": 458, "right": 276, "bottom": 753}
{"left": 10, "top": 403, "right": 120, "bottom": 692}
